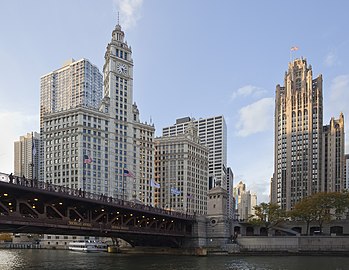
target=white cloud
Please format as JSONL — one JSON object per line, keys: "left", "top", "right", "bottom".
{"left": 114, "top": 0, "right": 143, "bottom": 30}
{"left": 0, "top": 111, "right": 39, "bottom": 174}
{"left": 231, "top": 85, "right": 266, "bottom": 101}
{"left": 324, "top": 51, "right": 337, "bottom": 67}
{"left": 235, "top": 97, "right": 274, "bottom": 137}
{"left": 328, "top": 75, "right": 349, "bottom": 153}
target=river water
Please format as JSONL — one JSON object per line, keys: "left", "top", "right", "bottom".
{"left": 1, "top": 249, "right": 349, "bottom": 270}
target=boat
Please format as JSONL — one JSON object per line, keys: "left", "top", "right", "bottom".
{"left": 68, "top": 240, "right": 108, "bottom": 252}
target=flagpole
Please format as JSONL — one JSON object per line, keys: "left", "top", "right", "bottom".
{"left": 31, "top": 132, "right": 34, "bottom": 180}
{"left": 122, "top": 173, "right": 125, "bottom": 201}
{"left": 150, "top": 184, "right": 152, "bottom": 206}
{"left": 290, "top": 46, "right": 299, "bottom": 62}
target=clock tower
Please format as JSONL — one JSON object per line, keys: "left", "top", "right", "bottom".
{"left": 100, "top": 19, "right": 155, "bottom": 204}
{"left": 100, "top": 20, "right": 155, "bottom": 204}
{"left": 103, "top": 23, "right": 133, "bottom": 116}
{"left": 101, "top": 22, "right": 135, "bottom": 200}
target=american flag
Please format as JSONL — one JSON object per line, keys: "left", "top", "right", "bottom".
{"left": 123, "top": 169, "right": 134, "bottom": 178}
{"left": 150, "top": 178, "right": 160, "bottom": 188}
{"left": 290, "top": 46, "right": 299, "bottom": 51}
{"left": 83, "top": 154, "right": 93, "bottom": 164}
{"left": 187, "top": 193, "right": 194, "bottom": 200}
{"left": 32, "top": 143, "right": 37, "bottom": 156}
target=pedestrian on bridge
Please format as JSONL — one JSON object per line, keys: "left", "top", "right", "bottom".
{"left": 33, "top": 177, "right": 38, "bottom": 188}
{"left": 9, "top": 173, "right": 14, "bottom": 184}
{"left": 22, "top": 175, "right": 26, "bottom": 186}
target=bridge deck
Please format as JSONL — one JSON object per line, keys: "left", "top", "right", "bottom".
{"left": 0, "top": 174, "right": 196, "bottom": 247}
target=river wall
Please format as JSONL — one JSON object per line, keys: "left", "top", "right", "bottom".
{"left": 111, "top": 236, "right": 349, "bottom": 255}
{"left": 236, "top": 236, "right": 349, "bottom": 253}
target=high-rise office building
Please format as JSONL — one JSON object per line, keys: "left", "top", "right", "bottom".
{"left": 233, "top": 181, "right": 257, "bottom": 221}
{"left": 42, "top": 107, "right": 110, "bottom": 192}
{"left": 132, "top": 104, "right": 155, "bottom": 205}
{"left": 345, "top": 154, "right": 349, "bottom": 190}
{"left": 271, "top": 58, "right": 345, "bottom": 210}
{"left": 40, "top": 58, "right": 103, "bottom": 115}
{"left": 41, "top": 23, "right": 154, "bottom": 201}
{"left": 226, "top": 167, "right": 234, "bottom": 219}
{"left": 272, "top": 58, "right": 323, "bottom": 210}
{"left": 100, "top": 23, "right": 155, "bottom": 201}
{"left": 14, "top": 132, "right": 40, "bottom": 179}
{"left": 40, "top": 59, "right": 103, "bottom": 181}
{"left": 162, "top": 116, "right": 227, "bottom": 190}
{"left": 155, "top": 123, "right": 209, "bottom": 215}
{"left": 322, "top": 114, "right": 345, "bottom": 192}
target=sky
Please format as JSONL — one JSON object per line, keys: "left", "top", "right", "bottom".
{"left": 1, "top": 0, "right": 349, "bottom": 203}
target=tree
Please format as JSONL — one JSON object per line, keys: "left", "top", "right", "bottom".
{"left": 290, "top": 192, "right": 349, "bottom": 235}
{"left": 288, "top": 196, "right": 317, "bottom": 235}
{"left": 312, "top": 192, "right": 349, "bottom": 233}
{"left": 329, "top": 192, "right": 349, "bottom": 219}
{"left": 248, "top": 202, "right": 286, "bottom": 235}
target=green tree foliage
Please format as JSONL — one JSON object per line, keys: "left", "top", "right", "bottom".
{"left": 248, "top": 202, "right": 286, "bottom": 234}
{"left": 288, "top": 196, "right": 317, "bottom": 235}
{"left": 289, "top": 192, "right": 349, "bottom": 235}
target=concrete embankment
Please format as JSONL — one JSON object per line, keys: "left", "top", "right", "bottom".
{"left": 118, "top": 246, "right": 207, "bottom": 256}
{"left": 116, "top": 236, "right": 349, "bottom": 256}
{"left": 234, "top": 236, "right": 349, "bottom": 255}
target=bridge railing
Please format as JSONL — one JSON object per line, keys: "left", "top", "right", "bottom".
{"left": 0, "top": 172, "right": 195, "bottom": 221}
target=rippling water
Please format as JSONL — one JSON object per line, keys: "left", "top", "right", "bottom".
{"left": 1, "top": 249, "right": 349, "bottom": 270}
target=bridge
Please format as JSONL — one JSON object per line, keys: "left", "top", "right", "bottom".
{"left": 0, "top": 173, "right": 196, "bottom": 247}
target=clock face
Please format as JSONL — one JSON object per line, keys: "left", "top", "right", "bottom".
{"left": 116, "top": 63, "right": 128, "bottom": 75}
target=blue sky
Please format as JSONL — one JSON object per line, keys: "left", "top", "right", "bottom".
{"left": 1, "top": 0, "right": 349, "bottom": 203}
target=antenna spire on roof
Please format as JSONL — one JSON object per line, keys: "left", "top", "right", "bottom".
{"left": 117, "top": 11, "right": 120, "bottom": 25}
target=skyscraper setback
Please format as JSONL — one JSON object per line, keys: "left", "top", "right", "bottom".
{"left": 154, "top": 123, "right": 209, "bottom": 215}
{"left": 271, "top": 58, "right": 345, "bottom": 210}
{"left": 162, "top": 116, "right": 227, "bottom": 190}
{"left": 40, "top": 59, "right": 103, "bottom": 181}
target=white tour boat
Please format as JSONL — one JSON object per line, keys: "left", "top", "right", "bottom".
{"left": 68, "top": 240, "right": 108, "bottom": 252}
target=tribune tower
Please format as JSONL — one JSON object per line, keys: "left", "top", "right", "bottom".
{"left": 271, "top": 58, "right": 323, "bottom": 210}
{"left": 271, "top": 58, "right": 345, "bottom": 211}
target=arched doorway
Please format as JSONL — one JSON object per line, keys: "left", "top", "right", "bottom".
{"left": 260, "top": 227, "right": 268, "bottom": 236}
{"left": 330, "top": 226, "right": 343, "bottom": 235}
{"left": 246, "top": 226, "right": 254, "bottom": 236}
